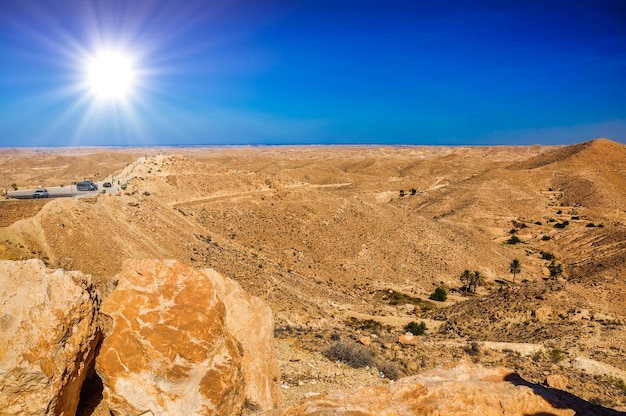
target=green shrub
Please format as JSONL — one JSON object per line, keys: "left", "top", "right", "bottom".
{"left": 429, "top": 286, "right": 447, "bottom": 302}
{"left": 506, "top": 235, "right": 521, "bottom": 244}
{"left": 404, "top": 321, "right": 427, "bottom": 336}
{"left": 541, "top": 235, "right": 551, "bottom": 241}
{"left": 549, "top": 348, "right": 566, "bottom": 363}
{"left": 324, "top": 342, "right": 376, "bottom": 368}
{"left": 586, "top": 223, "right": 596, "bottom": 227}
{"left": 541, "top": 251, "right": 555, "bottom": 261}
{"left": 548, "top": 262, "right": 563, "bottom": 278}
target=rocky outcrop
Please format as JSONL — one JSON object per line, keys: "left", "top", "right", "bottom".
{"left": 0, "top": 259, "right": 100, "bottom": 416}
{"left": 262, "top": 362, "right": 618, "bottom": 416}
{"left": 96, "top": 259, "right": 280, "bottom": 415}
{"left": 206, "top": 267, "right": 281, "bottom": 411}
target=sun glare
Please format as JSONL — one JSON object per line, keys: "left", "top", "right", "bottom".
{"left": 86, "top": 51, "right": 135, "bottom": 100}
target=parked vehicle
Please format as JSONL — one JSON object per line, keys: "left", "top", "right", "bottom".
{"left": 103, "top": 182, "right": 112, "bottom": 188}
{"left": 77, "top": 181, "right": 97, "bottom": 191}
{"left": 33, "top": 189, "right": 49, "bottom": 198}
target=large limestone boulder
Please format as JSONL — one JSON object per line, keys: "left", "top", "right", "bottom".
{"left": 96, "top": 259, "right": 280, "bottom": 415}
{"left": 204, "top": 267, "right": 281, "bottom": 411}
{"left": 264, "top": 362, "right": 615, "bottom": 416}
{"left": 0, "top": 259, "right": 100, "bottom": 416}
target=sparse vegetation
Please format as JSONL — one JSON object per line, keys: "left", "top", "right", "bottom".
{"left": 429, "top": 286, "right": 447, "bottom": 302}
{"left": 531, "top": 348, "right": 566, "bottom": 363}
{"left": 404, "top": 321, "right": 427, "bottom": 336}
{"left": 410, "top": 188, "right": 417, "bottom": 195}
{"left": 548, "top": 261, "right": 563, "bottom": 279}
{"left": 464, "top": 341, "right": 482, "bottom": 357}
{"left": 549, "top": 348, "right": 566, "bottom": 363}
{"left": 460, "top": 270, "right": 484, "bottom": 293}
{"left": 541, "top": 235, "right": 551, "bottom": 241}
{"left": 604, "top": 375, "right": 626, "bottom": 392}
{"left": 554, "top": 221, "right": 569, "bottom": 229}
{"left": 509, "top": 259, "right": 521, "bottom": 283}
{"left": 377, "top": 360, "right": 401, "bottom": 380}
{"left": 540, "top": 251, "right": 555, "bottom": 261}
{"left": 324, "top": 341, "right": 375, "bottom": 368}
{"left": 586, "top": 223, "right": 596, "bottom": 227}
{"left": 353, "top": 319, "right": 383, "bottom": 332}
{"left": 376, "top": 290, "right": 434, "bottom": 310}
{"left": 399, "top": 189, "right": 405, "bottom": 197}
{"left": 506, "top": 235, "right": 521, "bottom": 244}
{"left": 11, "top": 183, "right": 17, "bottom": 190}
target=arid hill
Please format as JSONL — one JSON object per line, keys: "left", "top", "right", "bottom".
{"left": 1, "top": 139, "right": 625, "bottom": 412}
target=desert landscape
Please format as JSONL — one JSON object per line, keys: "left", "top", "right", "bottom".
{"left": 1, "top": 138, "right": 625, "bottom": 415}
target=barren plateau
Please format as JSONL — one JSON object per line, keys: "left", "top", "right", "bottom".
{"left": 1, "top": 139, "right": 625, "bottom": 414}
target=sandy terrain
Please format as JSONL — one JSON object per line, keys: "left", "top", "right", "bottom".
{"left": 1, "top": 139, "right": 625, "bottom": 412}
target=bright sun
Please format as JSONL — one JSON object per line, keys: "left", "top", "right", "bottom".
{"left": 86, "top": 51, "right": 135, "bottom": 100}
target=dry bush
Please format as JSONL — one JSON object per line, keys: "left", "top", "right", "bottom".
{"left": 377, "top": 360, "right": 401, "bottom": 381}
{"left": 464, "top": 341, "right": 482, "bottom": 356}
{"left": 324, "top": 341, "right": 376, "bottom": 368}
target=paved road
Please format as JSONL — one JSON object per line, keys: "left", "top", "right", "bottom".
{"left": 7, "top": 182, "right": 119, "bottom": 200}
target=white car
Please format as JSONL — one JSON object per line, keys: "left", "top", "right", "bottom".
{"left": 33, "top": 189, "right": 49, "bottom": 198}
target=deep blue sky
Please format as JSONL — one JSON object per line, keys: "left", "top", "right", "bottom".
{"left": 0, "top": 0, "right": 625, "bottom": 146}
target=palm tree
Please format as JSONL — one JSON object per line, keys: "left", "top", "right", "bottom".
{"left": 509, "top": 259, "right": 521, "bottom": 283}
{"left": 469, "top": 271, "right": 484, "bottom": 293}
{"left": 460, "top": 269, "right": 472, "bottom": 292}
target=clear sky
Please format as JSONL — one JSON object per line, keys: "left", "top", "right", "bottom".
{"left": 0, "top": 0, "right": 625, "bottom": 146}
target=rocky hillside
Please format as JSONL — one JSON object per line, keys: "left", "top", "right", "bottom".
{"left": 1, "top": 139, "right": 625, "bottom": 412}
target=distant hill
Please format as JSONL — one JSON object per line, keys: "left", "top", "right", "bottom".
{"left": 508, "top": 138, "right": 626, "bottom": 171}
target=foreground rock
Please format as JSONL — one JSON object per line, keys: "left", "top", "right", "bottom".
{"left": 207, "top": 267, "right": 281, "bottom": 411}
{"left": 0, "top": 260, "right": 100, "bottom": 416}
{"left": 96, "top": 259, "right": 279, "bottom": 415}
{"left": 261, "top": 362, "right": 621, "bottom": 416}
